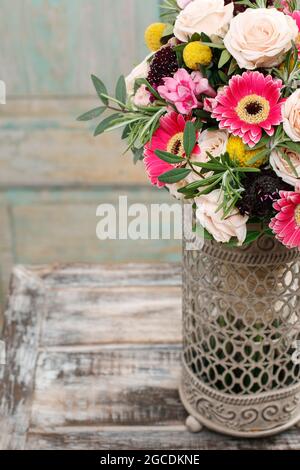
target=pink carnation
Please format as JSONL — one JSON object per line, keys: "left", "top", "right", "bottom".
{"left": 158, "top": 69, "right": 215, "bottom": 115}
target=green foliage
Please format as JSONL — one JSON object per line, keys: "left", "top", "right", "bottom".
{"left": 184, "top": 122, "right": 196, "bottom": 158}
{"left": 158, "top": 167, "right": 191, "bottom": 184}
{"left": 160, "top": 0, "right": 180, "bottom": 23}
{"left": 115, "top": 76, "right": 127, "bottom": 107}
{"left": 91, "top": 75, "right": 109, "bottom": 105}
{"left": 218, "top": 49, "right": 231, "bottom": 69}
{"left": 77, "top": 107, "right": 106, "bottom": 122}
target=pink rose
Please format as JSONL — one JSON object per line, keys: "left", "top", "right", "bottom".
{"left": 133, "top": 85, "right": 151, "bottom": 107}
{"left": 158, "top": 69, "right": 200, "bottom": 115}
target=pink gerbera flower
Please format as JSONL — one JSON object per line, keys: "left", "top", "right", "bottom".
{"left": 212, "top": 71, "right": 285, "bottom": 148}
{"left": 270, "top": 191, "right": 300, "bottom": 249}
{"left": 144, "top": 112, "right": 200, "bottom": 187}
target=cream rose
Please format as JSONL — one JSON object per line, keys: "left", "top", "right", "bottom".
{"left": 125, "top": 54, "right": 152, "bottom": 96}
{"left": 283, "top": 90, "right": 300, "bottom": 142}
{"left": 270, "top": 148, "right": 300, "bottom": 187}
{"left": 224, "top": 8, "right": 298, "bottom": 70}
{"left": 195, "top": 189, "right": 249, "bottom": 245}
{"left": 187, "top": 130, "right": 228, "bottom": 183}
{"left": 174, "top": 0, "right": 234, "bottom": 42}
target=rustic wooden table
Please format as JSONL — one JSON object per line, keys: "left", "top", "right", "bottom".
{"left": 0, "top": 264, "right": 299, "bottom": 450}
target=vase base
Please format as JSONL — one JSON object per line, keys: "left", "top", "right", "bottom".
{"left": 185, "top": 415, "right": 204, "bottom": 433}
{"left": 180, "top": 362, "right": 300, "bottom": 438}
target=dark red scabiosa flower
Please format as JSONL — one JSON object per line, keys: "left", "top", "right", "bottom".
{"left": 237, "top": 170, "right": 291, "bottom": 218}
{"left": 147, "top": 46, "right": 179, "bottom": 88}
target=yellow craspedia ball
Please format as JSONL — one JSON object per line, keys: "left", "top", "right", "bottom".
{"left": 226, "top": 136, "right": 266, "bottom": 168}
{"left": 183, "top": 41, "right": 212, "bottom": 70}
{"left": 145, "top": 23, "right": 166, "bottom": 52}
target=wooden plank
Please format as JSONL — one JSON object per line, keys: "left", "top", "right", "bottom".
{"left": 9, "top": 189, "right": 181, "bottom": 266}
{"left": 35, "top": 263, "right": 182, "bottom": 288}
{"left": 26, "top": 426, "right": 300, "bottom": 451}
{"left": 0, "top": 0, "right": 159, "bottom": 96}
{"left": 3, "top": 263, "right": 299, "bottom": 450}
{"left": 42, "top": 286, "right": 181, "bottom": 346}
{"left": 30, "top": 346, "right": 184, "bottom": 429}
{"left": 0, "top": 266, "right": 44, "bottom": 450}
{"left": 0, "top": 98, "right": 149, "bottom": 187}
{"left": 0, "top": 204, "right": 14, "bottom": 317}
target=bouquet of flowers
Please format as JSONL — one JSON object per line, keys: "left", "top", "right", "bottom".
{"left": 79, "top": 0, "right": 300, "bottom": 249}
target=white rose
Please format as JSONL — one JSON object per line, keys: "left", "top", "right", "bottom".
{"left": 270, "top": 148, "right": 300, "bottom": 187}
{"left": 224, "top": 8, "right": 298, "bottom": 70}
{"left": 187, "top": 130, "right": 228, "bottom": 183}
{"left": 177, "top": 0, "right": 193, "bottom": 8}
{"left": 174, "top": 0, "right": 234, "bottom": 42}
{"left": 125, "top": 54, "right": 152, "bottom": 96}
{"left": 133, "top": 85, "right": 151, "bottom": 107}
{"left": 195, "top": 189, "right": 249, "bottom": 245}
{"left": 283, "top": 89, "right": 300, "bottom": 142}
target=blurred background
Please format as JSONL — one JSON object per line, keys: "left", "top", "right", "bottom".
{"left": 0, "top": 0, "right": 181, "bottom": 312}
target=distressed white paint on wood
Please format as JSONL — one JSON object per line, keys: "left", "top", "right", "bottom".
{"left": 26, "top": 426, "right": 300, "bottom": 451}
{"left": 0, "top": 205, "right": 13, "bottom": 313}
{"left": 42, "top": 286, "right": 181, "bottom": 346}
{"left": 1, "top": 264, "right": 299, "bottom": 450}
{"left": 31, "top": 346, "right": 184, "bottom": 429}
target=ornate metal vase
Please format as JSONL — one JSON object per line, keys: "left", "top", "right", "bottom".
{"left": 180, "top": 217, "right": 300, "bottom": 437}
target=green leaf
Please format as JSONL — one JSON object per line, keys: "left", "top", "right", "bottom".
{"left": 278, "top": 148, "right": 299, "bottom": 177}
{"left": 94, "top": 114, "right": 121, "bottom": 136}
{"left": 280, "top": 140, "right": 300, "bottom": 154}
{"left": 179, "top": 174, "right": 222, "bottom": 192}
{"left": 184, "top": 122, "right": 196, "bottom": 158}
{"left": 218, "top": 49, "right": 231, "bottom": 69}
{"left": 190, "top": 33, "right": 201, "bottom": 42}
{"left": 228, "top": 58, "right": 238, "bottom": 76}
{"left": 76, "top": 107, "right": 106, "bottom": 121}
{"left": 155, "top": 150, "right": 184, "bottom": 164}
{"left": 115, "top": 75, "right": 127, "bottom": 106}
{"left": 234, "top": 167, "right": 261, "bottom": 173}
{"left": 122, "top": 124, "right": 132, "bottom": 140}
{"left": 158, "top": 168, "right": 191, "bottom": 184}
{"left": 247, "top": 149, "right": 270, "bottom": 165}
{"left": 200, "top": 32, "right": 212, "bottom": 43}
{"left": 192, "top": 161, "right": 223, "bottom": 171}
{"left": 218, "top": 70, "right": 228, "bottom": 84}
{"left": 132, "top": 147, "right": 144, "bottom": 164}
{"left": 91, "top": 75, "right": 109, "bottom": 105}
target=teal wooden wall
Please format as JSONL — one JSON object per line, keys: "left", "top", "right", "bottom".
{"left": 0, "top": 0, "right": 181, "bottom": 312}
{"left": 0, "top": 0, "right": 159, "bottom": 96}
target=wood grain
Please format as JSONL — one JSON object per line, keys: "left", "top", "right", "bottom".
{"left": 0, "top": 98, "right": 149, "bottom": 187}
{"left": 0, "top": 266, "right": 44, "bottom": 450}
{"left": 0, "top": 0, "right": 159, "bottom": 96}
{"left": 30, "top": 346, "right": 184, "bottom": 429}
{"left": 26, "top": 426, "right": 300, "bottom": 451}
{"left": 1, "top": 264, "right": 299, "bottom": 450}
